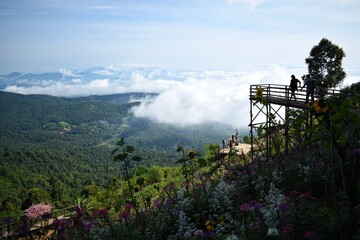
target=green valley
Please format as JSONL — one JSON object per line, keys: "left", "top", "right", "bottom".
{"left": 0, "top": 91, "right": 237, "bottom": 218}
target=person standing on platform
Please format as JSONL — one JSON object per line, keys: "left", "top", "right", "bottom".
{"left": 289, "top": 75, "right": 301, "bottom": 100}
{"left": 301, "top": 74, "right": 316, "bottom": 103}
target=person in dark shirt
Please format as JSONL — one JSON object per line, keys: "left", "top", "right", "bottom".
{"left": 289, "top": 75, "right": 301, "bottom": 100}
{"left": 301, "top": 74, "right": 316, "bottom": 103}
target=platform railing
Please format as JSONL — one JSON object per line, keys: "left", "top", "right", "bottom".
{"left": 250, "top": 84, "right": 342, "bottom": 105}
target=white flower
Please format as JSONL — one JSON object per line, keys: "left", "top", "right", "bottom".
{"left": 267, "top": 227, "right": 279, "bottom": 236}
{"left": 260, "top": 183, "right": 286, "bottom": 228}
{"left": 226, "top": 234, "right": 239, "bottom": 240}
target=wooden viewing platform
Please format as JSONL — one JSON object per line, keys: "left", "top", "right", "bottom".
{"left": 249, "top": 84, "right": 342, "bottom": 109}
{"left": 248, "top": 83, "right": 344, "bottom": 162}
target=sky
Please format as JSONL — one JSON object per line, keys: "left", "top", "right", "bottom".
{"left": 0, "top": 0, "right": 359, "bottom": 128}
{"left": 0, "top": 0, "right": 359, "bottom": 71}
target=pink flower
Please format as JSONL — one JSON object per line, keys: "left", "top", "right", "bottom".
{"left": 94, "top": 208, "right": 108, "bottom": 217}
{"left": 54, "top": 218, "right": 73, "bottom": 230}
{"left": 240, "top": 203, "right": 250, "bottom": 212}
{"left": 290, "top": 190, "right": 300, "bottom": 196}
{"left": 125, "top": 203, "right": 133, "bottom": 210}
{"left": 83, "top": 222, "right": 95, "bottom": 231}
{"left": 304, "top": 230, "right": 315, "bottom": 239}
{"left": 195, "top": 183, "right": 202, "bottom": 189}
{"left": 281, "top": 225, "right": 294, "bottom": 234}
{"left": 119, "top": 204, "right": 133, "bottom": 222}
{"left": 24, "top": 203, "right": 52, "bottom": 219}
{"left": 301, "top": 192, "right": 313, "bottom": 200}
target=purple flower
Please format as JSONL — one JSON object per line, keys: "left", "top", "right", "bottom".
{"left": 281, "top": 225, "right": 294, "bottom": 234}
{"left": 42, "top": 212, "right": 52, "bottom": 220}
{"left": 353, "top": 148, "right": 360, "bottom": 156}
{"left": 54, "top": 218, "right": 73, "bottom": 230}
{"left": 304, "top": 230, "right": 315, "bottom": 239}
{"left": 195, "top": 183, "right": 203, "bottom": 189}
{"left": 119, "top": 210, "right": 131, "bottom": 222}
{"left": 203, "top": 230, "right": 214, "bottom": 238}
{"left": 95, "top": 208, "right": 108, "bottom": 217}
{"left": 278, "top": 202, "right": 289, "bottom": 211}
{"left": 197, "top": 173, "right": 205, "bottom": 179}
{"left": 163, "top": 182, "right": 176, "bottom": 192}
{"left": 290, "top": 190, "right": 300, "bottom": 197}
{"left": 119, "top": 204, "right": 133, "bottom": 222}
{"left": 249, "top": 200, "right": 262, "bottom": 210}
{"left": 153, "top": 198, "right": 162, "bottom": 208}
{"left": 83, "top": 222, "right": 95, "bottom": 231}
{"left": 166, "top": 196, "right": 173, "bottom": 205}
{"left": 171, "top": 209, "right": 179, "bottom": 217}
{"left": 18, "top": 222, "right": 30, "bottom": 234}
{"left": 240, "top": 203, "right": 250, "bottom": 212}
{"left": 300, "top": 192, "right": 312, "bottom": 199}
{"left": 57, "top": 232, "right": 67, "bottom": 239}
{"left": 2, "top": 216, "right": 15, "bottom": 225}
{"left": 125, "top": 203, "right": 133, "bottom": 210}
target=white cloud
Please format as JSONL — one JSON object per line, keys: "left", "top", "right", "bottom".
{"left": 92, "top": 69, "right": 114, "bottom": 76}
{"left": 59, "top": 68, "right": 81, "bottom": 78}
{"left": 131, "top": 65, "right": 300, "bottom": 128}
{"left": 4, "top": 78, "right": 123, "bottom": 97}
{"left": 3, "top": 65, "right": 358, "bottom": 128}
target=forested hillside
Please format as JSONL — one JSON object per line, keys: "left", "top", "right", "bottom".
{"left": 0, "top": 91, "right": 237, "bottom": 218}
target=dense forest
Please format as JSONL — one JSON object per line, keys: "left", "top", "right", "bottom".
{"left": 0, "top": 91, "right": 238, "bottom": 219}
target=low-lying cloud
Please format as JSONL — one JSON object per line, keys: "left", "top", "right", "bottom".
{"left": 130, "top": 65, "right": 299, "bottom": 128}
{"left": 2, "top": 64, "right": 359, "bottom": 128}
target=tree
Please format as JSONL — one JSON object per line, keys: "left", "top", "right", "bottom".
{"left": 21, "top": 187, "right": 51, "bottom": 210}
{"left": 305, "top": 38, "right": 346, "bottom": 88}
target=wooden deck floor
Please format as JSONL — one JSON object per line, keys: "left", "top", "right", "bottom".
{"left": 221, "top": 143, "right": 251, "bottom": 155}
{"left": 250, "top": 95, "right": 309, "bottom": 109}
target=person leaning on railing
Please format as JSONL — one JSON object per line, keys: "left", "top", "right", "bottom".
{"left": 301, "top": 74, "right": 316, "bottom": 103}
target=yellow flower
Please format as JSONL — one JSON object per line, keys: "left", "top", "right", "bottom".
{"left": 255, "top": 86, "right": 264, "bottom": 98}
{"left": 256, "top": 86, "right": 264, "bottom": 95}
{"left": 314, "top": 100, "right": 328, "bottom": 113}
{"left": 206, "top": 225, "right": 214, "bottom": 231}
{"left": 205, "top": 220, "right": 214, "bottom": 231}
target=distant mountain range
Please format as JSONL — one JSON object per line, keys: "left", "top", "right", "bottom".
{"left": 0, "top": 66, "right": 185, "bottom": 91}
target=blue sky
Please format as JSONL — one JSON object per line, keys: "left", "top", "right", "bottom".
{"left": 1, "top": 0, "right": 359, "bottom": 72}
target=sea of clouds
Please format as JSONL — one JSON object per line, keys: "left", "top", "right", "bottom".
{"left": 1, "top": 64, "right": 359, "bottom": 128}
